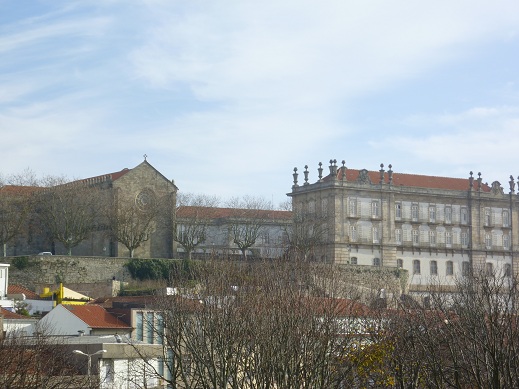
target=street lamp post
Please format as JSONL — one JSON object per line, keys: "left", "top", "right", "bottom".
{"left": 73, "top": 349, "right": 107, "bottom": 376}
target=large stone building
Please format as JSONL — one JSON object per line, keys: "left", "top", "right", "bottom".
{"left": 4, "top": 159, "right": 178, "bottom": 259}
{"left": 175, "top": 206, "right": 292, "bottom": 259}
{"left": 3, "top": 159, "right": 291, "bottom": 260}
{"left": 289, "top": 160, "right": 516, "bottom": 293}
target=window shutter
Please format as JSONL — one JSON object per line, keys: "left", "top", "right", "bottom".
{"left": 437, "top": 229, "right": 445, "bottom": 244}
{"left": 452, "top": 229, "right": 460, "bottom": 245}
{"left": 402, "top": 202, "right": 411, "bottom": 220}
{"left": 403, "top": 226, "right": 411, "bottom": 242}
{"left": 360, "top": 199, "right": 370, "bottom": 218}
{"left": 493, "top": 209, "right": 501, "bottom": 226}
{"left": 435, "top": 205, "right": 442, "bottom": 222}
{"left": 419, "top": 204, "right": 428, "bottom": 222}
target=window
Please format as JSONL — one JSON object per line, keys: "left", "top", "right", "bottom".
{"left": 147, "top": 312, "right": 154, "bottom": 343}
{"left": 397, "top": 258, "right": 403, "bottom": 268}
{"left": 485, "top": 233, "right": 492, "bottom": 250}
{"left": 445, "top": 206, "right": 452, "bottom": 224}
{"left": 504, "top": 234, "right": 510, "bottom": 250}
{"left": 373, "top": 227, "right": 379, "bottom": 243}
{"left": 461, "top": 232, "right": 469, "bottom": 248}
{"left": 395, "top": 229, "right": 402, "bottom": 244}
{"left": 373, "top": 257, "right": 381, "bottom": 266}
{"left": 429, "top": 206, "right": 436, "bottom": 223}
{"left": 136, "top": 312, "right": 143, "bottom": 341}
{"left": 350, "top": 225, "right": 357, "bottom": 242}
{"left": 429, "top": 230, "right": 436, "bottom": 246}
{"left": 484, "top": 208, "right": 491, "bottom": 227}
{"left": 411, "top": 205, "right": 418, "bottom": 221}
{"left": 321, "top": 198, "right": 328, "bottom": 216}
{"left": 461, "top": 207, "right": 468, "bottom": 224}
{"left": 372, "top": 201, "right": 380, "bottom": 218}
{"left": 349, "top": 198, "right": 357, "bottom": 217}
{"left": 446, "top": 261, "right": 453, "bottom": 276}
{"left": 462, "top": 261, "right": 470, "bottom": 277}
{"left": 413, "top": 259, "right": 421, "bottom": 275}
{"left": 486, "top": 262, "right": 493, "bottom": 276}
{"left": 505, "top": 263, "right": 512, "bottom": 277}
{"left": 308, "top": 200, "right": 315, "bottom": 214}
{"left": 446, "top": 231, "right": 452, "bottom": 247}
{"left": 157, "top": 313, "right": 164, "bottom": 345}
{"left": 350, "top": 256, "right": 357, "bottom": 265}
{"left": 412, "top": 229, "right": 419, "bottom": 245}
{"left": 503, "top": 210, "right": 510, "bottom": 227}
{"left": 430, "top": 260, "right": 438, "bottom": 275}
{"left": 395, "top": 203, "right": 402, "bottom": 219}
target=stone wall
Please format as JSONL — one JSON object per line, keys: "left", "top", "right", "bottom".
{"left": 4, "top": 255, "right": 132, "bottom": 293}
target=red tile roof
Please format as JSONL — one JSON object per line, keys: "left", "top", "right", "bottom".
{"left": 177, "top": 206, "right": 292, "bottom": 220}
{"left": 328, "top": 168, "right": 492, "bottom": 192}
{"left": 62, "top": 304, "right": 132, "bottom": 329}
{"left": 0, "top": 185, "right": 41, "bottom": 195}
{"left": 72, "top": 168, "right": 131, "bottom": 186}
{"left": 8, "top": 284, "right": 40, "bottom": 299}
{"left": 0, "top": 307, "right": 28, "bottom": 320}
{"left": 90, "top": 295, "right": 155, "bottom": 309}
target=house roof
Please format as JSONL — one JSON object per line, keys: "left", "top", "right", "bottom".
{"left": 62, "top": 304, "right": 132, "bottom": 329}
{"left": 91, "top": 295, "right": 155, "bottom": 309}
{"left": 177, "top": 206, "right": 292, "bottom": 220}
{"left": 8, "top": 284, "right": 41, "bottom": 299}
{"left": 325, "top": 167, "right": 492, "bottom": 192}
{"left": 306, "top": 297, "right": 373, "bottom": 317}
{"left": 0, "top": 307, "right": 28, "bottom": 319}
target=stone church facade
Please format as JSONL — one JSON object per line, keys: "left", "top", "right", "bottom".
{"left": 7, "top": 160, "right": 178, "bottom": 259}
{"left": 289, "top": 160, "right": 517, "bottom": 293}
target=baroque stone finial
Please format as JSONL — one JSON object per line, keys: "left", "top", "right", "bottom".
{"left": 318, "top": 162, "right": 323, "bottom": 181}
{"left": 292, "top": 167, "right": 299, "bottom": 188}
{"left": 341, "top": 160, "right": 346, "bottom": 181}
{"left": 388, "top": 164, "right": 393, "bottom": 185}
{"left": 379, "top": 163, "right": 385, "bottom": 184}
{"left": 509, "top": 175, "right": 515, "bottom": 194}
{"left": 329, "top": 159, "right": 338, "bottom": 178}
{"left": 477, "top": 172, "right": 482, "bottom": 191}
{"left": 303, "top": 165, "right": 309, "bottom": 185}
{"left": 469, "top": 171, "right": 474, "bottom": 189}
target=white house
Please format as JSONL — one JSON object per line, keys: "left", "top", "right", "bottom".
{"left": 0, "top": 264, "right": 14, "bottom": 310}
{"left": 38, "top": 304, "right": 132, "bottom": 337}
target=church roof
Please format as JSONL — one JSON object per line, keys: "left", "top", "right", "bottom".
{"left": 73, "top": 167, "right": 131, "bottom": 186}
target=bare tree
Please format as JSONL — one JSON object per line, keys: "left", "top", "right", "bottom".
{"left": 284, "top": 208, "right": 328, "bottom": 261}
{"left": 379, "top": 267, "right": 519, "bottom": 389}
{"left": 226, "top": 196, "right": 273, "bottom": 260}
{"left": 174, "top": 193, "right": 221, "bottom": 260}
{"left": 108, "top": 189, "right": 167, "bottom": 258}
{"left": 35, "top": 177, "right": 105, "bottom": 255}
{"left": 0, "top": 169, "right": 41, "bottom": 256}
{"left": 0, "top": 186, "right": 33, "bottom": 257}
{"left": 0, "top": 330, "right": 81, "bottom": 389}
{"left": 131, "top": 259, "right": 378, "bottom": 388}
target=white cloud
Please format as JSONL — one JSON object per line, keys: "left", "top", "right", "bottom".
{"left": 377, "top": 105, "right": 519, "bottom": 183}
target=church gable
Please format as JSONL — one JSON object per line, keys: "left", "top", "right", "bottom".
{"left": 112, "top": 160, "right": 177, "bottom": 198}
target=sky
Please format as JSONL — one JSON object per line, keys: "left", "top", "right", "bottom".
{"left": 1, "top": 1, "right": 519, "bottom": 207}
